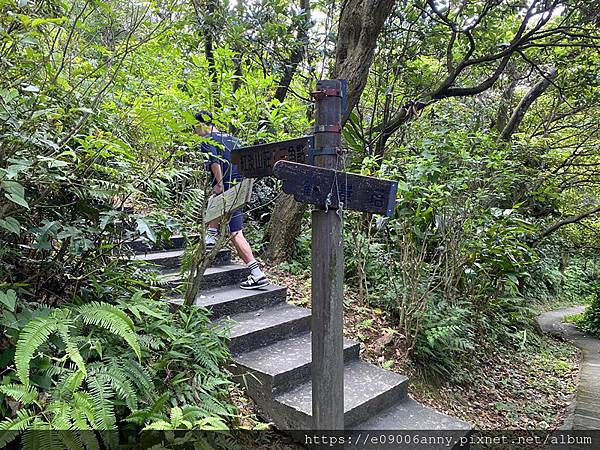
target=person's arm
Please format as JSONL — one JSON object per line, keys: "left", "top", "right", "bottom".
{"left": 210, "top": 162, "right": 224, "bottom": 195}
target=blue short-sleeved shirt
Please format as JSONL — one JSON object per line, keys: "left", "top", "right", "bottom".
{"left": 201, "top": 131, "right": 243, "bottom": 186}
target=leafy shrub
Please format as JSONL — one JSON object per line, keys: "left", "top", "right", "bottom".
{"left": 580, "top": 286, "right": 600, "bottom": 337}
{"left": 340, "top": 109, "right": 549, "bottom": 377}
{"left": 412, "top": 298, "right": 476, "bottom": 377}
{"left": 561, "top": 258, "right": 599, "bottom": 302}
{"left": 1, "top": 0, "right": 305, "bottom": 442}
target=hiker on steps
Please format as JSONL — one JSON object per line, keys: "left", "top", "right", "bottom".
{"left": 195, "top": 110, "right": 270, "bottom": 290}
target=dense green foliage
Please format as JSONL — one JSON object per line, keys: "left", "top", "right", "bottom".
{"left": 1, "top": 0, "right": 599, "bottom": 441}
{"left": 340, "top": 106, "right": 599, "bottom": 374}
{"left": 0, "top": 0, "right": 290, "bottom": 444}
{"left": 580, "top": 286, "right": 600, "bottom": 337}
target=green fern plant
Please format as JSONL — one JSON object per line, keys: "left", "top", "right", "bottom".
{"left": 78, "top": 302, "right": 141, "bottom": 360}
{"left": 0, "top": 302, "right": 146, "bottom": 447}
{"left": 14, "top": 303, "right": 140, "bottom": 387}
{"left": 1, "top": 292, "right": 237, "bottom": 447}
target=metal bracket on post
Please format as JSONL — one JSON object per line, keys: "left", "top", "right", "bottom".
{"left": 308, "top": 146, "right": 344, "bottom": 165}
{"left": 314, "top": 124, "right": 342, "bottom": 134}
{"left": 310, "top": 87, "right": 342, "bottom": 100}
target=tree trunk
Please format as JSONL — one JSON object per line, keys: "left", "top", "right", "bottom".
{"left": 263, "top": 0, "right": 396, "bottom": 262}
{"left": 494, "top": 78, "right": 518, "bottom": 133}
{"left": 274, "top": 0, "right": 311, "bottom": 102}
{"left": 499, "top": 68, "right": 557, "bottom": 141}
{"left": 262, "top": 194, "right": 307, "bottom": 262}
{"left": 334, "top": 0, "right": 396, "bottom": 124}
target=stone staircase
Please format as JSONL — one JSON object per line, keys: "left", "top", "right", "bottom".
{"left": 133, "top": 239, "right": 471, "bottom": 443}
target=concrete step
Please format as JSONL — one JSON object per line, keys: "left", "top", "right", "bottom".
{"left": 125, "top": 234, "right": 188, "bottom": 253}
{"left": 158, "top": 264, "right": 250, "bottom": 290}
{"left": 132, "top": 248, "right": 231, "bottom": 269}
{"left": 231, "top": 332, "right": 360, "bottom": 398}
{"left": 178, "top": 283, "right": 288, "bottom": 320}
{"left": 353, "top": 397, "right": 471, "bottom": 449}
{"left": 217, "top": 303, "right": 311, "bottom": 354}
{"left": 273, "top": 360, "right": 409, "bottom": 429}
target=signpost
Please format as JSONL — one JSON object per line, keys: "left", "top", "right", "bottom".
{"left": 215, "top": 79, "right": 398, "bottom": 431}
{"left": 308, "top": 79, "right": 345, "bottom": 431}
{"left": 231, "top": 136, "right": 313, "bottom": 178}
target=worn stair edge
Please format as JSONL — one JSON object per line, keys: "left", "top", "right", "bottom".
{"left": 132, "top": 248, "right": 231, "bottom": 269}
{"left": 216, "top": 303, "right": 312, "bottom": 354}
{"left": 230, "top": 332, "right": 360, "bottom": 398}
{"left": 349, "top": 397, "right": 472, "bottom": 450}
{"left": 355, "top": 396, "right": 471, "bottom": 430}
{"left": 124, "top": 234, "right": 189, "bottom": 253}
{"left": 272, "top": 360, "right": 408, "bottom": 429}
{"left": 170, "top": 284, "right": 287, "bottom": 319}
{"left": 157, "top": 264, "right": 250, "bottom": 290}
{"left": 169, "top": 284, "right": 287, "bottom": 319}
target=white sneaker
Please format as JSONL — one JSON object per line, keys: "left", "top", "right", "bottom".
{"left": 240, "top": 275, "right": 270, "bottom": 290}
{"left": 205, "top": 234, "right": 217, "bottom": 249}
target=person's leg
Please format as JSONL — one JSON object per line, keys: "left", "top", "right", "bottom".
{"left": 229, "top": 210, "right": 268, "bottom": 288}
{"left": 230, "top": 229, "right": 254, "bottom": 264}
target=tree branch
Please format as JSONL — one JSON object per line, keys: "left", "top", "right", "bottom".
{"left": 535, "top": 205, "right": 600, "bottom": 243}
{"left": 499, "top": 67, "right": 557, "bottom": 141}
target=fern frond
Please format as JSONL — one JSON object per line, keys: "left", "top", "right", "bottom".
{"left": 0, "top": 383, "right": 38, "bottom": 405}
{"left": 77, "top": 302, "right": 140, "bottom": 360}
{"left": 41, "top": 364, "right": 67, "bottom": 380}
{"left": 15, "top": 315, "right": 59, "bottom": 386}
{"left": 196, "top": 394, "right": 231, "bottom": 418}
{"left": 59, "top": 370, "right": 86, "bottom": 395}
{"left": 22, "top": 427, "right": 62, "bottom": 450}
{"left": 96, "top": 365, "right": 137, "bottom": 411}
{"left": 86, "top": 375, "right": 116, "bottom": 431}
{"left": 71, "top": 392, "right": 96, "bottom": 429}
{"left": 57, "top": 431, "right": 86, "bottom": 450}
{"left": 194, "top": 350, "right": 219, "bottom": 372}
{"left": 79, "top": 430, "right": 101, "bottom": 450}
{"left": 0, "top": 410, "right": 34, "bottom": 447}
{"left": 117, "top": 358, "right": 155, "bottom": 398}
{"left": 196, "top": 375, "right": 230, "bottom": 395}
{"left": 46, "top": 400, "right": 73, "bottom": 429}
{"left": 179, "top": 405, "right": 206, "bottom": 422}
{"left": 123, "top": 392, "right": 169, "bottom": 426}
{"left": 56, "top": 323, "right": 87, "bottom": 377}
{"left": 181, "top": 188, "right": 207, "bottom": 224}
{"left": 137, "top": 334, "right": 163, "bottom": 351}
{"left": 142, "top": 419, "right": 174, "bottom": 430}
{"left": 196, "top": 416, "right": 229, "bottom": 431}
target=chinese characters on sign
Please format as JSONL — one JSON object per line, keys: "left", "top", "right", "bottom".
{"left": 231, "top": 136, "right": 313, "bottom": 178}
{"left": 273, "top": 160, "right": 398, "bottom": 216}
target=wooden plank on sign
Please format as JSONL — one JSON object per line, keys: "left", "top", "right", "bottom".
{"left": 204, "top": 178, "right": 254, "bottom": 224}
{"left": 230, "top": 136, "right": 313, "bottom": 178}
{"left": 273, "top": 160, "right": 398, "bottom": 216}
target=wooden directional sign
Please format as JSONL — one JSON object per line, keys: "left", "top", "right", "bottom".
{"left": 204, "top": 178, "right": 254, "bottom": 224}
{"left": 273, "top": 160, "right": 398, "bottom": 216}
{"left": 231, "top": 136, "right": 313, "bottom": 179}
